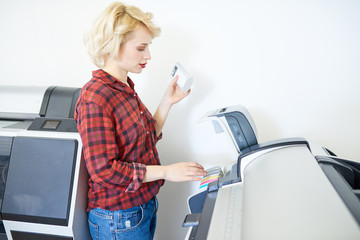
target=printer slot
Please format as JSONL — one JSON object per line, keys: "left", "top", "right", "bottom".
{"left": 318, "top": 157, "right": 360, "bottom": 225}
{"left": 317, "top": 156, "right": 360, "bottom": 191}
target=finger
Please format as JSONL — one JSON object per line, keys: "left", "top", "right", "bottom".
{"left": 189, "top": 166, "right": 206, "bottom": 173}
{"left": 172, "top": 75, "right": 179, "bottom": 85}
{"left": 188, "top": 162, "right": 205, "bottom": 168}
{"left": 187, "top": 168, "right": 207, "bottom": 177}
{"left": 186, "top": 166, "right": 204, "bottom": 174}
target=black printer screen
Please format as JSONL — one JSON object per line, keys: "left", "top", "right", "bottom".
{"left": 1, "top": 137, "right": 77, "bottom": 226}
{"left": 41, "top": 120, "right": 61, "bottom": 130}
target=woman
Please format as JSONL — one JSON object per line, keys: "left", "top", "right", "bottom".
{"left": 75, "top": 2, "right": 206, "bottom": 240}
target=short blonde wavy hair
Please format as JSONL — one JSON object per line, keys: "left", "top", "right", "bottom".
{"left": 85, "top": 2, "right": 161, "bottom": 68}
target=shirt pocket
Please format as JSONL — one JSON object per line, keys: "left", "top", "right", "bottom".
{"left": 120, "top": 111, "right": 146, "bottom": 146}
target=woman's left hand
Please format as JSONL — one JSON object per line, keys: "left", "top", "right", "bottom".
{"left": 164, "top": 75, "right": 190, "bottom": 106}
{"left": 154, "top": 75, "right": 191, "bottom": 136}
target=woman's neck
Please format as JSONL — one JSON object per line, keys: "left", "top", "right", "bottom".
{"left": 102, "top": 65, "right": 129, "bottom": 86}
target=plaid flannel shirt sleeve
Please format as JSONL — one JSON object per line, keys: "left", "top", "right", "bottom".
{"left": 77, "top": 101, "right": 146, "bottom": 193}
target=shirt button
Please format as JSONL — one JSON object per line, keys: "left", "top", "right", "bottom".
{"left": 150, "top": 150, "right": 154, "bottom": 154}
{"left": 146, "top": 131, "right": 149, "bottom": 134}
{"left": 133, "top": 93, "right": 136, "bottom": 97}
{"left": 140, "top": 111, "right": 143, "bottom": 114}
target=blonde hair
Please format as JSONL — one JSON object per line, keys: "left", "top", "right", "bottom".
{"left": 85, "top": 2, "right": 161, "bottom": 68}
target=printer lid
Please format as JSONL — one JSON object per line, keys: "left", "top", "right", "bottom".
{"left": 199, "top": 105, "right": 258, "bottom": 154}
{"left": 0, "top": 86, "right": 80, "bottom": 121}
{"left": 0, "top": 86, "right": 48, "bottom": 120}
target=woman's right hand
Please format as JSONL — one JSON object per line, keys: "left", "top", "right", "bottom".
{"left": 144, "top": 162, "right": 207, "bottom": 183}
{"left": 164, "top": 162, "right": 207, "bottom": 182}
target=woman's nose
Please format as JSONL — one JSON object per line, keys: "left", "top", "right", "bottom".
{"left": 144, "top": 49, "right": 151, "bottom": 60}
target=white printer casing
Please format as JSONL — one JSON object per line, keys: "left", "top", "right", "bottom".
{"left": 184, "top": 105, "right": 360, "bottom": 240}
{"left": 0, "top": 86, "right": 90, "bottom": 240}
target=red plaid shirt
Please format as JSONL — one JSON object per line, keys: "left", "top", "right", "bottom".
{"left": 75, "top": 69, "right": 164, "bottom": 211}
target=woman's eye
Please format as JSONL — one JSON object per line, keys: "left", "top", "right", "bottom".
{"left": 137, "top": 48, "right": 145, "bottom": 51}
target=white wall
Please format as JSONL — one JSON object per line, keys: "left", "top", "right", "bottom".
{"left": 1, "top": 0, "right": 360, "bottom": 239}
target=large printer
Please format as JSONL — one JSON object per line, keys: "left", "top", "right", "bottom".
{"left": 183, "top": 105, "right": 360, "bottom": 240}
{"left": 0, "top": 86, "right": 90, "bottom": 240}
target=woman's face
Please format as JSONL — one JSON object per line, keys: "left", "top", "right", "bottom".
{"left": 116, "top": 25, "right": 153, "bottom": 74}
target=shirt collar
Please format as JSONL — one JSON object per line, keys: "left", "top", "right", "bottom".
{"left": 92, "top": 69, "right": 135, "bottom": 93}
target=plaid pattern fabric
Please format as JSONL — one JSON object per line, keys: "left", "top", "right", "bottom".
{"left": 75, "top": 69, "right": 164, "bottom": 211}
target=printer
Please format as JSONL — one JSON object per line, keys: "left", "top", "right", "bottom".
{"left": 183, "top": 105, "right": 360, "bottom": 240}
{"left": 0, "top": 86, "right": 90, "bottom": 240}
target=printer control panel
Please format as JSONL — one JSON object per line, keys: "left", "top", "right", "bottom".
{"left": 28, "top": 118, "right": 77, "bottom": 132}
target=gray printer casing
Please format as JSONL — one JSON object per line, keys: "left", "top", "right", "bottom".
{"left": 0, "top": 86, "right": 90, "bottom": 240}
{"left": 184, "top": 105, "right": 360, "bottom": 240}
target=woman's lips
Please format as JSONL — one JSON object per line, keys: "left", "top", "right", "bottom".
{"left": 140, "top": 63, "right": 146, "bottom": 68}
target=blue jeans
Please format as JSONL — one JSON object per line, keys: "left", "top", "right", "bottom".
{"left": 88, "top": 197, "right": 158, "bottom": 240}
